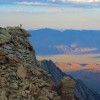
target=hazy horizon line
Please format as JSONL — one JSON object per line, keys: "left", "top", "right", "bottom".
{"left": 28, "top": 27, "right": 100, "bottom": 31}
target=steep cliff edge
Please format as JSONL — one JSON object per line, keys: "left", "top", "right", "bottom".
{"left": 40, "top": 60, "right": 100, "bottom": 100}
{"left": 0, "top": 27, "right": 76, "bottom": 100}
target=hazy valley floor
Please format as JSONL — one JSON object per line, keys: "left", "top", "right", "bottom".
{"left": 37, "top": 54, "right": 100, "bottom": 92}
{"left": 37, "top": 54, "right": 100, "bottom": 64}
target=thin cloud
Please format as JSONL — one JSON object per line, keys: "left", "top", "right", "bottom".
{"left": 0, "top": 10, "right": 25, "bottom": 14}
{"left": 52, "top": 0, "right": 56, "bottom": 2}
{"left": 67, "top": 0, "right": 100, "bottom": 3}
{"left": 15, "top": 1, "right": 100, "bottom": 7}
{"left": 0, "top": 8, "right": 83, "bottom": 14}
{"left": 16, "top": 2, "right": 49, "bottom": 6}
{"left": 1, "top": 0, "right": 100, "bottom": 8}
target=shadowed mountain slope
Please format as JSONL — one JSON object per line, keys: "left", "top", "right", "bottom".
{"left": 40, "top": 60, "right": 100, "bottom": 100}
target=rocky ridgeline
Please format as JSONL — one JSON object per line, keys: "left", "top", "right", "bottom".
{"left": 0, "top": 27, "right": 76, "bottom": 100}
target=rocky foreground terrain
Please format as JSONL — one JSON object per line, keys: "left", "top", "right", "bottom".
{"left": 0, "top": 27, "right": 76, "bottom": 100}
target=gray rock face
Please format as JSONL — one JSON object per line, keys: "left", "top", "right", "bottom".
{"left": 0, "top": 27, "right": 36, "bottom": 65}
{"left": 40, "top": 60, "right": 100, "bottom": 100}
{"left": 40, "top": 60, "right": 67, "bottom": 86}
{"left": 0, "top": 27, "right": 62, "bottom": 100}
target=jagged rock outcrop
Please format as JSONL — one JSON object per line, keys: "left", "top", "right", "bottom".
{"left": 0, "top": 27, "right": 77, "bottom": 100}
{"left": 0, "top": 27, "right": 36, "bottom": 65}
{"left": 40, "top": 60, "right": 100, "bottom": 100}
{"left": 58, "top": 77, "right": 76, "bottom": 100}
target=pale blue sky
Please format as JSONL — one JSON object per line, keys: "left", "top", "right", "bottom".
{"left": 0, "top": 0, "right": 100, "bottom": 30}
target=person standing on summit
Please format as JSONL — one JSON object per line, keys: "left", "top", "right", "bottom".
{"left": 20, "top": 24, "right": 22, "bottom": 28}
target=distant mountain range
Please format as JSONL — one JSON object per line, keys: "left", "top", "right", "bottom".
{"left": 29, "top": 28, "right": 100, "bottom": 55}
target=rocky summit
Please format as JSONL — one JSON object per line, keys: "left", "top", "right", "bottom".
{"left": 0, "top": 27, "right": 76, "bottom": 100}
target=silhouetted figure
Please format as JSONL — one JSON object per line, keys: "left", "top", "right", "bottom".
{"left": 20, "top": 24, "right": 22, "bottom": 28}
